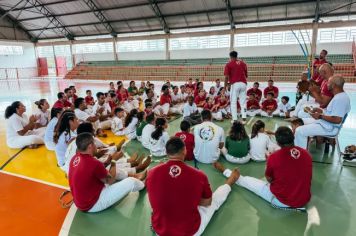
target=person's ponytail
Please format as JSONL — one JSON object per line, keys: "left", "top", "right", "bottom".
{"left": 151, "top": 118, "right": 166, "bottom": 140}
{"left": 251, "top": 120, "right": 265, "bottom": 139}
{"left": 5, "top": 101, "right": 21, "bottom": 119}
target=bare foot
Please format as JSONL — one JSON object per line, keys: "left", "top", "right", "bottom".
{"left": 136, "top": 156, "right": 152, "bottom": 172}
{"left": 131, "top": 154, "right": 145, "bottom": 167}
{"left": 127, "top": 152, "right": 138, "bottom": 163}
{"left": 116, "top": 139, "right": 126, "bottom": 151}
{"left": 28, "top": 144, "right": 39, "bottom": 149}
{"left": 131, "top": 169, "right": 147, "bottom": 181}
{"left": 111, "top": 151, "right": 124, "bottom": 161}
{"left": 225, "top": 168, "right": 240, "bottom": 186}
{"left": 213, "top": 162, "right": 226, "bottom": 173}
{"left": 97, "top": 130, "right": 108, "bottom": 138}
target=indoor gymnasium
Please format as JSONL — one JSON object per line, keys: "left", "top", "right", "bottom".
{"left": 1, "top": 0, "right": 356, "bottom": 236}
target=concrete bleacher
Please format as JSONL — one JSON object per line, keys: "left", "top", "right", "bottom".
{"left": 65, "top": 54, "right": 356, "bottom": 82}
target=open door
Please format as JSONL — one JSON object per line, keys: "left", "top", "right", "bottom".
{"left": 37, "top": 57, "right": 48, "bottom": 76}
{"left": 55, "top": 56, "right": 67, "bottom": 76}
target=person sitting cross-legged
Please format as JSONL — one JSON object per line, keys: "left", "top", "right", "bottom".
{"left": 146, "top": 137, "right": 239, "bottom": 236}
{"left": 68, "top": 132, "right": 148, "bottom": 213}
{"left": 214, "top": 126, "right": 312, "bottom": 209}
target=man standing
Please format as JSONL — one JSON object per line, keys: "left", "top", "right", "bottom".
{"left": 295, "top": 75, "right": 351, "bottom": 149}
{"left": 147, "top": 137, "right": 239, "bottom": 236}
{"left": 312, "top": 49, "right": 328, "bottom": 84}
{"left": 193, "top": 110, "right": 224, "bottom": 163}
{"left": 224, "top": 51, "right": 248, "bottom": 123}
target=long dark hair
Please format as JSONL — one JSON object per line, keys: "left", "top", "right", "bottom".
{"left": 50, "top": 107, "right": 63, "bottom": 120}
{"left": 151, "top": 118, "right": 166, "bottom": 140}
{"left": 251, "top": 120, "right": 265, "bottom": 139}
{"left": 137, "top": 111, "right": 145, "bottom": 123}
{"left": 54, "top": 111, "right": 76, "bottom": 143}
{"left": 229, "top": 121, "right": 248, "bottom": 141}
{"left": 5, "top": 101, "right": 21, "bottom": 119}
{"left": 124, "top": 109, "right": 138, "bottom": 127}
{"left": 35, "top": 99, "right": 47, "bottom": 110}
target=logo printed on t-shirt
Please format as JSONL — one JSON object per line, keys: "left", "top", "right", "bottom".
{"left": 73, "top": 156, "right": 80, "bottom": 167}
{"left": 290, "top": 148, "right": 301, "bottom": 159}
{"left": 179, "top": 134, "right": 186, "bottom": 141}
{"left": 199, "top": 125, "right": 215, "bottom": 141}
{"left": 169, "top": 165, "right": 181, "bottom": 178}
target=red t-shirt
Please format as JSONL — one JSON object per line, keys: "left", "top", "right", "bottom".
{"left": 262, "top": 99, "right": 277, "bottom": 111}
{"left": 175, "top": 131, "right": 195, "bottom": 161}
{"left": 263, "top": 86, "right": 279, "bottom": 98}
{"left": 312, "top": 74, "right": 324, "bottom": 86}
{"left": 203, "top": 103, "right": 213, "bottom": 110}
{"left": 185, "top": 84, "right": 195, "bottom": 91}
{"left": 146, "top": 160, "right": 212, "bottom": 236}
{"left": 194, "top": 95, "right": 206, "bottom": 107}
{"left": 85, "top": 96, "right": 94, "bottom": 105}
{"left": 215, "top": 96, "right": 228, "bottom": 107}
{"left": 320, "top": 79, "right": 333, "bottom": 108}
{"left": 247, "top": 88, "right": 262, "bottom": 101}
{"left": 224, "top": 59, "right": 248, "bottom": 84}
{"left": 69, "top": 153, "right": 108, "bottom": 211}
{"left": 247, "top": 99, "right": 260, "bottom": 110}
{"left": 160, "top": 94, "right": 172, "bottom": 105}
{"left": 312, "top": 58, "right": 327, "bottom": 81}
{"left": 265, "top": 146, "right": 312, "bottom": 207}
{"left": 117, "top": 92, "right": 128, "bottom": 102}
{"left": 108, "top": 100, "right": 116, "bottom": 110}
{"left": 53, "top": 100, "right": 72, "bottom": 109}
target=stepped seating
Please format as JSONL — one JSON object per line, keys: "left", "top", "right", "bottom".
{"left": 65, "top": 54, "right": 356, "bottom": 83}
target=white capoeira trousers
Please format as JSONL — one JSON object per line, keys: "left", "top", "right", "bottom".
{"left": 88, "top": 177, "right": 145, "bottom": 213}
{"left": 230, "top": 82, "right": 247, "bottom": 120}
{"left": 7, "top": 127, "right": 46, "bottom": 149}
{"left": 246, "top": 109, "right": 261, "bottom": 117}
{"left": 194, "top": 184, "right": 232, "bottom": 236}
{"left": 221, "top": 147, "right": 251, "bottom": 164}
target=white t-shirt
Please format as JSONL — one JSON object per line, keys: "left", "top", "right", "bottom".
{"left": 277, "top": 102, "right": 291, "bottom": 113}
{"left": 92, "top": 102, "right": 111, "bottom": 116}
{"left": 44, "top": 117, "right": 58, "bottom": 149}
{"left": 171, "top": 92, "right": 183, "bottom": 103}
{"left": 55, "top": 131, "right": 76, "bottom": 167}
{"left": 149, "top": 131, "right": 169, "bottom": 157}
{"left": 124, "top": 117, "right": 138, "bottom": 139}
{"left": 6, "top": 113, "right": 29, "bottom": 141}
{"left": 141, "top": 124, "right": 155, "bottom": 149}
{"left": 193, "top": 121, "right": 224, "bottom": 163}
{"left": 214, "top": 85, "right": 223, "bottom": 95}
{"left": 249, "top": 133, "right": 275, "bottom": 161}
{"left": 35, "top": 110, "right": 50, "bottom": 126}
{"left": 183, "top": 103, "right": 198, "bottom": 118}
{"left": 74, "top": 108, "right": 90, "bottom": 123}
{"left": 111, "top": 116, "right": 124, "bottom": 135}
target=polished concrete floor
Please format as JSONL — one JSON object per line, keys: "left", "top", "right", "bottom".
{"left": 0, "top": 79, "right": 356, "bottom": 236}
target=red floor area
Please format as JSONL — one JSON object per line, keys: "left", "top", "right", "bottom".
{"left": 0, "top": 172, "right": 69, "bottom": 235}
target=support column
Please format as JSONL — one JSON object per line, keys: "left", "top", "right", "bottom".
{"left": 113, "top": 37, "right": 118, "bottom": 61}
{"left": 165, "top": 36, "right": 170, "bottom": 60}
{"left": 230, "top": 30, "right": 234, "bottom": 52}
{"left": 311, "top": 22, "right": 318, "bottom": 57}
{"left": 70, "top": 41, "right": 75, "bottom": 67}
{"left": 52, "top": 45, "right": 58, "bottom": 76}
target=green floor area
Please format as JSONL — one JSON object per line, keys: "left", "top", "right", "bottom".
{"left": 68, "top": 117, "right": 356, "bottom": 236}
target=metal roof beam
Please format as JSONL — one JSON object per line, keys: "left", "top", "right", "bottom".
{"left": 224, "top": 0, "right": 235, "bottom": 29}
{"left": 82, "top": 0, "right": 116, "bottom": 36}
{"left": 314, "top": 0, "right": 321, "bottom": 22}
{"left": 147, "top": 0, "right": 169, "bottom": 33}
{"left": 24, "top": 0, "right": 74, "bottom": 40}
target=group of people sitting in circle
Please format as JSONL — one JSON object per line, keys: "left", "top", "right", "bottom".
{"left": 3, "top": 48, "right": 352, "bottom": 235}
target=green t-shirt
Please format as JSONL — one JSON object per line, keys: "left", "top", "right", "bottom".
{"left": 128, "top": 86, "right": 138, "bottom": 95}
{"left": 136, "top": 121, "right": 148, "bottom": 136}
{"left": 225, "top": 136, "right": 250, "bottom": 158}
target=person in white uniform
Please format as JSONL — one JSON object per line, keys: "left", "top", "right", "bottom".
{"left": 123, "top": 109, "right": 139, "bottom": 140}
{"left": 193, "top": 110, "right": 224, "bottom": 164}
{"left": 92, "top": 92, "right": 112, "bottom": 130}
{"left": 111, "top": 107, "right": 125, "bottom": 136}
{"left": 170, "top": 86, "right": 184, "bottom": 114}
{"left": 149, "top": 118, "right": 170, "bottom": 157}
{"left": 5, "top": 101, "right": 45, "bottom": 149}
{"left": 273, "top": 96, "right": 292, "bottom": 117}
{"left": 44, "top": 108, "right": 63, "bottom": 151}
{"left": 295, "top": 75, "right": 351, "bottom": 149}
{"left": 183, "top": 96, "right": 202, "bottom": 125}
{"left": 141, "top": 114, "right": 156, "bottom": 149}
{"left": 34, "top": 99, "right": 50, "bottom": 127}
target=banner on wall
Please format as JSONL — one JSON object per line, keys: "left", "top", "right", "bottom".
{"left": 37, "top": 57, "right": 48, "bottom": 76}
{"left": 55, "top": 56, "right": 67, "bottom": 76}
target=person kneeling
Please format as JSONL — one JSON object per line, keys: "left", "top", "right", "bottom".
{"left": 214, "top": 126, "right": 312, "bottom": 209}
{"left": 68, "top": 132, "right": 148, "bottom": 213}
{"left": 146, "top": 137, "right": 239, "bottom": 236}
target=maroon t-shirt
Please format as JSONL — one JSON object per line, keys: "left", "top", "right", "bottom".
{"left": 160, "top": 94, "right": 172, "bottom": 106}
{"left": 262, "top": 99, "right": 277, "bottom": 111}
{"left": 147, "top": 160, "right": 212, "bottom": 236}
{"left": 320, "top": 79, "right": 334, "bottom": 108}
{"left": 247, "top": 88, "right": 262, "bottom": 101}
{"left": 175, "top": 131, "right": 195, "bottom": 161}
{"left": 69, "top": 153, "right": 107, "bottom": 211}
{"left": 263, "top": 86, "right": 279, "bottom": 98}
{"left": 265, "top": 146, "right": 312, "bottom": 207}
{"left": 247, "top": 99, "right": 260, "bottom": 110}
{"left": 224, "top": 59, "right": 248, "bottom": 84}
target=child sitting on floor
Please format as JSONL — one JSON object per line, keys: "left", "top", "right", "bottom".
{"left": 111, "top": 107, "right": 125, "bottom": 136}
{"left": 261, "top": 92, "right": 278, "bottom": 117}
{"left": 194, "top": 88, "right": 207, "bottom": 112}
{"left": 124, "top": 109, "right": 139, "bottom": 140}
{"left": 204, "top": 97, "right": 222, "bottom": 121}
{"left": 246, "top": 93, "right": 261, "bottom": 117}
{"left": 149, "top": 118, "right": 169, "bottom": 157}
{"left": 174, "top": 120, "right": 195, "bottom": 161}
{"left": 85, "top": 90, "right": 95, "bottom": 107}
{"left": 215, "top": 91, "right": 231, "bottom": 119}
{"left": 275, "top": 96, "right": 292, "bottom": 117}
{"left": 249, "top": 120, "right": 279, "bottom": 161}
{"left": 221, "top": 121, "right": 251, "bottom": 164}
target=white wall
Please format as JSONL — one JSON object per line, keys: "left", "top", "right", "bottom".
{"left": 0, "top": 41, "right": 36, "bottom": 68}
{"left": 118, "top": 51, "right": 165, "bottom": 60}
{"left": 170, "top": 48, "right": 230, "bottom": 59}
{"left": 74, "top": 52, "right": 114, "bottom": 64}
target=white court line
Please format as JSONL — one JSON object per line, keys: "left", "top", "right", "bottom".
{"left": 59, "top": 204, "right": 78, "bottom": 236}
{"left": 247, "top": 116, "right": 255, "bottom": 126}
{"left": 0, "top": 170, "right": 69, "bottom": 190}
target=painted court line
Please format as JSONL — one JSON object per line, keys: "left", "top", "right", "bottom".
{"left": 0, "top": 147, "right": 26, "bottom": 170}
{"left": 0, "top": 170, "right": 69, "bottom": 190}
{"left": 247, "top": 117, "right": 255, "bottom": 126}
{"left": 59, "top": 204, "right": 78, "bottom": 236}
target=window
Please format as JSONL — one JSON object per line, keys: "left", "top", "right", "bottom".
{"left": 318, "top": 27, "right": 356, "bottom": 42}
{"left": 37, "top": 46, "right": 54, "bottom": 57}
{"left": 73, "top": 42, "right": 113, "bottom": 54}
{"left": 0, "top": 45, "right": 23, "bottom": 55}
{"left": 117, "top": 39, "right": 165, "bottom": 52}
{"left": 169, "top": 35, "right": 230, "bottom": 50}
